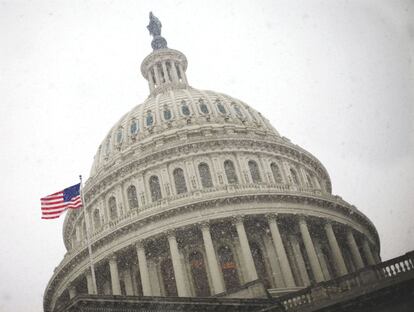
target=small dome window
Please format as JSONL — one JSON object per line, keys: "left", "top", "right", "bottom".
{"left": 163, "top": 108, "right": 172, "bottom": 121}
{"left": 233, "top": 104, "right": 244, "bottom": 118}
{"left": 146, "top": 112, "right": 154, "bottom": 127}
{"left": 130, "top": 120, "right": 139, "bottom": 135}
{"left": 116, "top": 128, "right": 123, "bottom": 144}
{"left": 199, "top": 99, "right": 209, "bottom": 114}
{"left": 181, "top": 100, "right": 191, "bottom": 116}
{"left": 216, "top": 100, "right": 226, "bottom": 114}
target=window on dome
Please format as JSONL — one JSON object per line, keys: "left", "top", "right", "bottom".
{"left": 250, "top": 242, "right": 271, "bottom": 289}
{"left": 181, "top": 101, "right": 191, "bottom": 116}
{"left": 306, "top": 172, "right": 314, "bottom": 187}
{"left": 93, "top": 209, "right": 101, "bottom": 230}
{"left": 224, "top": 160, "right": 238, "bottom": 184}
{"left": 105, "top": 137, "right": 111, "bottom": 156}
{"left": 146, "top": 112, "right": 154, "bottom": 127}
{"left": 270, "top": 162, "right": 283, "bottom": 183}
{"left": 173, "top": 168, "right": 187, "bottom": 194}
{"left": 233, "top": 104, "right": 244, "bottom": 118}
{"left": 218, "top": 245, "right": 240, "bottom": 291}
{"left": 199, "top": 99, "right": 209, "bottom": 114}
{"left": 189, "top": 250, "right": 211, "bottom": 296}
{"left": 149, "top": 175, "right": 162, "bottom": 202}
{"left": 163, "top": 108, "right": 172, "bottom": 121}
{"left": 108, "top": 196, "right": 117, "bottom": 220}
{"left": 116, "top": 128, "right": 123, "bottom": 144}
{"left": 161, "top": 258, "right": 178, "bottom": 296}
{"left": 198, "top": 163, "right": 213, "bottom": 188}
{"left": 248, "top": 160, "right": 262, "bottom": 183}
{"left": 216, "top": 100, "right": 227, "bottom": 114}
{"left": 130, "top": 120, "right": 139, "bottom": 135}
{"left": 127, "top": 185, "right": 139, "bottom": 209}
{"left": 290, "top": 168, "right": 300, "bottom": 185}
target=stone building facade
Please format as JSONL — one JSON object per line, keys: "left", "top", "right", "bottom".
{"left": 43, "top": 14, "right": 402, "bottom": 312}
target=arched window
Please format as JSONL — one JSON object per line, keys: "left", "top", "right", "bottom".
{"left": 270, "top": 162, "right": 283, "bottom": 183}
{"left": 189, "top": 251, "right": 211, "bottom": 296}
{"left": 216, "top": 100, "right": 226, "bottom": 114}
{"left": 199, "top": 98, "right": 209, "bottom": 114}
{"left": 306, "top": 173, "right": 314, "bottom": 187}
{"left": 146, "top": 112, "right": 154, "bottom": 127}
{"left": 250, "top": 242, "right": 271, "bottom": 289}
{"left": 149, "top": 176, "right": 162, "bottom": 202}
{"left": 173, "top": 168, "right": 187, "bottom": 194}
{"left": 127, "top": 185, "right": 139, "bottom": 209}
{"left": 233, "top": 103, "right": 244, "bottom": 118}
{"left": 93, "top": 209, "right": 101, "bottom": 230}
{"left": 248, "top": 160, "right": 262, "bottom": 183}
{"left": 224, "top": 160, "right": 238, "bottom": 184}
{"left": 198, "top": 163, "right": 213, "bottom": 188}
{"left": 181, "top": 100, "right": 191, "bottom": 116}
{"left": 130, "top": 119, "right": 139, "bottom": 135}
{"left": 160, "top": 258, "right": 178, "bottom": 296}
{"left": 218, "top": 245, "right": 240, "bottom": 291}
{"left": 290, "top": 168, "right": 300, "bottom": 185}
{"left": 163, "top": 108, "right": 172, "bottom": 121}
{"left": 108, "top": 196, "right": 117, "bottom": 220}
{"left": 116, "top": 128, "right": 123, "bottom": 144}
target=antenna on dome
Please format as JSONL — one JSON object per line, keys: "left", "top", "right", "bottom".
{"left": 147, "top": 11, "right": 168, "bottom": 50}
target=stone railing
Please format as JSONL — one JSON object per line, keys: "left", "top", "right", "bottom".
{"left": 266, "top": 251, "right": 414, "bottom": 311}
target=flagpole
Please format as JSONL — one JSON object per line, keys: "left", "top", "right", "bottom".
{"left": 79, "top": 175, "right": 98, "bottom": 295}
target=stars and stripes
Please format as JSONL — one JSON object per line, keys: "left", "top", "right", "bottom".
{"left": 41, "top": 183, "right": 83, "bottom": 219}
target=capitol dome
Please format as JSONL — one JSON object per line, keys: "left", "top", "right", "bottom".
{"left": 44, "top": 13, "right": 381, "bottom": 312}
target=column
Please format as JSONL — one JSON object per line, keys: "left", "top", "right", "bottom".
{"left": 178, "top": 64, "right": 187, "bottom": 84}
{"left": 123, "top": 270, "right": 134, "bottom": 296}
{"left": 68, "top": 284, "right": 76, "bottom": 299}
{"left": 167, "top": 230, "right": 189, "bottom": 297}
{"left": 346, "top": 229, "right": 364, "bottom": 270}
{"left": 153, "top": 64, "right": 161, "bottom": 85}
{"left": 324, "top": 221, "right": 348, "bottom": 276}
{"left": 289, "top": 234, "right": 310, "bottom": 286}
{"left": 267, "top": 214, "right": 295, "bottom": 287}
{"left": 171, "top": 61, "right": 179, "bottom": 83}
{"left": 162, "top": 62, "right": 170, "bottom": 82}
{"left": 200, "top": 221, "right": 225, "bottom": 294}
{"left": 362, "top": 239, "right": 376, "bottom": 265}
{"left": 135, "top": 241, "right": 152, "bottom": 296}
{"left": 108, "top": 255, "right": 121, "bottom": 295}
{"left": 233, "top": 216, "right": 258, "bottom": 282}
{"left": 85, "top": 270, "right": 96, "bottom": 295}
{"left": 314, "top": 238, "right": 331, "bottom": 280}
{"left": 298, "top": 216, "right": 324, "bottom": 282}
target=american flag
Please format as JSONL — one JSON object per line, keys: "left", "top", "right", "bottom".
{"left": 41, "top": 183, "right": 83, "bottom": 219}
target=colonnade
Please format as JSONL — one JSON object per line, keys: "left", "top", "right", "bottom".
{"left": 67, "top": 214, "right": 379, "bottom": 300}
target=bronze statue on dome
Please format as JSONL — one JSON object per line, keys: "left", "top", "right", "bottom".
{"left": 147, "top": 12, "right": 168, "bottom": 50}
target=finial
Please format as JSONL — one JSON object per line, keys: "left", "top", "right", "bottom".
{"left": 147, "top": 12, "right": 168, "bottom": 50}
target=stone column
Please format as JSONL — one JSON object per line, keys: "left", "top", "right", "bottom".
{"left": 68, "top": 284, "right": 76, "bottom": 299}
{"left": 178, "top": 64, "right": 187, "bottom": 84}
{"left": 171, "top": 61, "right": 179, "bottom": 83}
{"left": 167, "top": 230, "right": 189, "bottom": 297}
{"left": 267, "top": 214, "right": 295, "bottom": 287}
{"left": 162, "top": 62, "right": 170, "bottom": 82}
{"left": 233, "top": 216, "right": 258, "bottom": 282}
{"left": 123, "top": 270, "right": 134, "bottom": 296}
{"left": 109, "top": 255, "right": 121, "bottom": 295}
{"left": 362, "top": 239, "right": 376, "bottom": 265}
{"left": 324, "top": 221, "right": 348, "bottom": 276}
{"left": 153, "top": 64, "right": 161, "bottom": 85}
{"left": 298, "top": 216, "right": 324, "bottom": 283}
{"left": 136, "top": 241, "right": 152, "bottom": 296}
{"left": 346, "top": 229, "right": 364, "bottom": 269}
{"left": 200, "top": 221, "right": 225, "bottom": 294}
{"left": 85, "top": 270, "right": 96, "bottom": 295}
{"left": 289, "top": 234, "right": 310, "bottom": 286}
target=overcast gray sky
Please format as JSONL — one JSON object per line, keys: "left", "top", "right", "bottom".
{"left": 1, "top": 0, "right": 413, "bottom": 311}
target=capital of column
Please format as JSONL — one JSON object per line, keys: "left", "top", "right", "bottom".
{"left": 265, "top": 213, "right": 278, "bottom": 222}
{"left": 198, "top": 220, "right": 210, "bottom": 231}
{"left": 297, "top": 214, "right": 307, "bottom": 225}
{"left": 135, "top": 240, "right": 146, "bottom": 250}
{"left": 323, "top": 219, "right": 334, "bottom": 229}
{"left": 231, "top": 214, "right": 245, "bottom": 226}
{"left": 166, "top": 229, "right": 177, "bottom": 240}
{"left": 109, "top": 254, "right": 118, "bottom": 263}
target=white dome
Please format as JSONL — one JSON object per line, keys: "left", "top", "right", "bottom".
{"left": 90, "top": 87, "right": 280, "bottom": 177}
